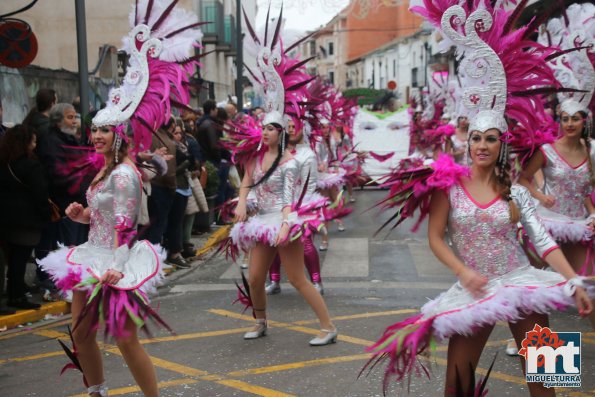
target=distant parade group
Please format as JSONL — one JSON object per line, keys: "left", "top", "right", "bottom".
{"left": 1, "top": 0, "right": 594, "bottom": 396}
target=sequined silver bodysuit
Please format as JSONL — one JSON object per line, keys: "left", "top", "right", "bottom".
{"left": 86, "top": 164, "right": 142, "bottom": 248}
{"left": 540, "top": 143, "right": 594, "bottom": 219}
{"left": 293, "top": 144, "right": 318, "bottom": 199}
{"left": 448, "top": 184, "right": 558, "bottom": 277}
{"left": 252, "top": 157, "right": 298, "bottom": 215}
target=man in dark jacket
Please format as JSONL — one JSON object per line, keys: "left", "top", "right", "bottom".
{"left": 143, "top": 118, "right": 177, "bottom": 246}
{"left": 35, "top": 103, "right": 88, "bottom": 295}
{"left": 24, "top": 88, "right": 57, "bottom": 143}
{"left": 196, "top": 100, "right": 232, "bottom": 209}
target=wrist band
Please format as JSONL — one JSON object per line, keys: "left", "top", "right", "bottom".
{"left": 563, "top": 276, "right": 586, "bottom": 297}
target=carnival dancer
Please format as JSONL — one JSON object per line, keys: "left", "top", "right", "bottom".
{"left": 265, "top": 118, "right": 325, "bottom": 295}
{"left": 364, "top": 2, "right": 594, "bottom": 395}
{"left": 37, "top": 1, "right": 203, "bottom": 395}
{"left": 316, "top": 120, "right": 347, "bottom": 250}
{"left": 331, "top": 125, "right": 359, "bottom": 203}
{"left": 519, "top": 3, "right": 594, "bottom": 277}
{"left": 446, "top": 115, "right": 470, "bottom": 164}
{"left": 226, "top": 8, "right": 337, "bottom": 345}
{"left": 518, "top": 4, "right": 595, "bottom": 331}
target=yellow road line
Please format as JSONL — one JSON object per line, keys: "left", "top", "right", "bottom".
{"left": 0, "top": 350, "right": 64, "bottom": 365}
{"left": 583, "top": 337, "right": 595, "bottom": 345}
{"left": 32, "top": 329, "right": 292, "bottom": 397}
{"left": 70, "top": 378, "right": 199, "bottom": 397}
{"left": 228, "top": 353, "right": 371, "bottom": 377}
{"left": 214, "top": 379, "right": 295, "bottom": 397}
{"left": 35, "top": 329, "right": 71, "bottom": 341}
{"left": 139, "top": 327, "right": 252, "bottom": 345}
{"left": 292, "top": 309, "right": 418, "bottom": 325}
{"left": 0, "top": 318, "right": 71, "bottom": 341}
{"left": 208, "top": 309, "right": 529, "bottom": 387}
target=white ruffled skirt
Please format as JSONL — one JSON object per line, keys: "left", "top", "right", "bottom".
{"left": 421, "top": 265, "right": 588, "bottom": 341}
{"left": 38, "top": 241, "right": 166, "bottom": 295}
{"left": 317, "top": 168, "right": 346, "bottom": 189}
{"left": 536, "top": 205, "right": 592, "bottom": 243}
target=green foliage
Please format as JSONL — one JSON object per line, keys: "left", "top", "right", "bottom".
{"left": 342, "top": 88, "right": 391, "bottom": 106}
{"left": 204, "top": 161, "right": 220, "bottom": 198}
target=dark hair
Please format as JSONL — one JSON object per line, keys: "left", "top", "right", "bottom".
{"left": 36, "top": 88, "right": 57, "bottom": 112}
{"left": 0, "top": 124, "right": 36, "bottom": 164}
{"left": 576, "top": 110, "right": 595, "bottom": 187}
{"left": 216, "top": 107, "right": 228, "bottom": 124}
{"left": 22, "top": 88, "right": 57, "bottom": 126}
{"left": 251, "top": 123, "right": 288, "bottom": 188}
{"left": 203, "top": 100, "right": 217, "bottom": 114}
{"left": 161, "top": 116, "right": 175, "bottom": 131}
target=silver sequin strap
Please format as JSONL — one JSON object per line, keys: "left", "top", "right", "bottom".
{"left": 88, "top": 382, "right": 108, "bottom": 396}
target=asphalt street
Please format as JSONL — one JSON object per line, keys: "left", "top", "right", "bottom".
{"left": 0, "top": 189, "right": 593, "bottom": 397}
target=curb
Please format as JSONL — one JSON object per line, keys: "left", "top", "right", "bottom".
{"left": 0, "top": 301, "right": 71, "bottom": 330}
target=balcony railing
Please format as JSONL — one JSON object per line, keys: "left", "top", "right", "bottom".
{"left": 201, "top": 0, "right": 224, "bottom": 44}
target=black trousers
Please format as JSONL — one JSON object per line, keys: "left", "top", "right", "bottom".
{"left": 5, "top": 244, "right": 34, "bottom": 301}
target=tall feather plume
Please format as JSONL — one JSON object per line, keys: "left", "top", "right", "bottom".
{"left": 264, "top": 3, "right": 271, "bottom": 46}
{"left": 271, "top": 6, "right": 283, "bottom": 50}
{"left": 242, "top": 6, "right": 260, "bottom": 45}
{"left": 151, "top": 0, "right": 179, "bottom": 32}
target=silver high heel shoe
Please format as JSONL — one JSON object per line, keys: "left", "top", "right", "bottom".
{"left": 309, "top": 328, "right": 338, "bottom": 346}
{"left": 244, "top": 318, "right": 267, "bottom": 339}
{"left": 265, "top": 281, "right": 281, "bottom": 295}
{"left": 88, "top": 382, "right": 108, "bottom": 396}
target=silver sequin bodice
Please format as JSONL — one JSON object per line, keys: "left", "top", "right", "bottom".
{"left": 252, "top": 157, "right": 298, "bottom": 215}
{"left": 448, "top": 184, "right": 557, "bottom": 277}
{"left": 86, "top": 164, "right": 142, "bottom": 248}
{"left": 293, "top": 144, "right": 318, "bottom": 199}
{"left": 541, "top": 143, "right": 594, "bottom": 219}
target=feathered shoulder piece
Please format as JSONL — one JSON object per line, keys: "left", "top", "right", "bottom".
{"left": 220, "top": 114, "right": 265, "bottom": 166}
{"left": 374, "top": 154, "right": 470, "bottom": 234}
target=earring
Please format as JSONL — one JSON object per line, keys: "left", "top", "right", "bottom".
{"left": 257, "top": 138, "right": 263, "bottom": 151}
{"left": 113, "top": 134, "right": 122, "bottom": 163}
{"left": 281, "top": 132, "right": 286, "bottom": 155}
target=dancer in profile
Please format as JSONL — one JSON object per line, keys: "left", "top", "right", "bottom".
{"left": 38, "top": 1, "right": 203, "bottom": 395}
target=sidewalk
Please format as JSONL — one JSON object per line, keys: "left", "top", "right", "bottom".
{"left": 0, "top": 226, "right": 226, "bottom": 332}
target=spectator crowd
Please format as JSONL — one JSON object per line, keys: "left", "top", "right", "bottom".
{"left": 0, "top": 89, "right": 258, "bottom": 315}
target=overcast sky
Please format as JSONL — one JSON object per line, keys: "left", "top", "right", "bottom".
{"left": 255, "top": 0, "right": 350, "bottom": 32}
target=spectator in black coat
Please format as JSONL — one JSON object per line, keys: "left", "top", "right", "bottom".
{"left": 0, "top": 125, "right": 51, "bottom": 309}
{"left": 34, "top": 103, "right": 89, "bottom": 296}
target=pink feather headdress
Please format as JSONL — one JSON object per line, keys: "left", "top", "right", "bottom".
{"left": 221, "top": 5, "right": 321, "bottom": 165}
{"left": 92, "top": 0, "right": 205, "bottom": 152}
{"left": 410, "top": 0, "right": 578, "bottom": 162}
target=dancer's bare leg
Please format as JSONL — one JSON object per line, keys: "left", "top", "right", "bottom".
{"left": 248, "top": 243, "right": 277, "bottom": 326}
{"left": 329, "top": 186, "right": 345, "bottom": 229}
{"left": 508, "top": 313, "right": 556, "bottom": 397}
{"left": 444, "top": 325, "right": 493, "bottom": 397}
{"left": 278, "top": 240, "right": 334, "bottom": 337}
{"left": 115, "top": 319, "right": 159, "bottom": 397}
{"left": 71, "top": 291, "right": 104, "bottom": 396}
